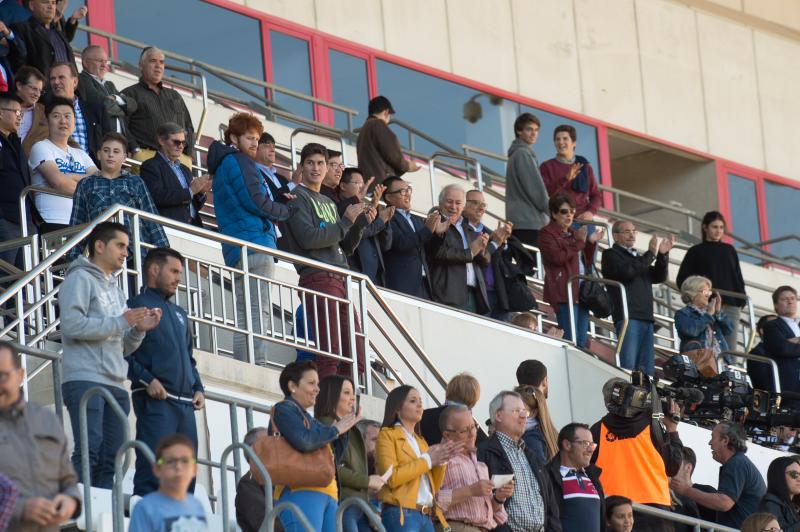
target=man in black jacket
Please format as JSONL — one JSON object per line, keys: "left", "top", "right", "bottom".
{"left": 48, "top": 62, "right": 104, "bottom": 163}
{"left": 236, "top": 427, "right": 282, "bottom": 532}
{"left": 478, "top": 390, "right": 561, "bottom": 532}
{"left": 0, "top": 93, "right": 32, "bottom": 270}
{"left": 601, "top": 221, "right": 674, "bottom": 375}
{"left": 762, "top": 285, "right": 800, "bottom": 402}
{"left": 255, "top": 131, "right": 295, "bottom": 203}
{"left": 10, "top": 0, "right": 74, "bottom": 76}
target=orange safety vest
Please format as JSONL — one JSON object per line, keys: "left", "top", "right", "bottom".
{"left": 594, "top": 422, "right": 671, "bottom": 505}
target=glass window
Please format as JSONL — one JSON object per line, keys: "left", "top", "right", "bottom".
{"left": 727, "top": 174, "right": 762, "bottom": 264}
{"left": 329, "top": 50, "right": 368, "bottom": 131}
{"left": 269, "top": 31, "right": 314, "bottom": 123}
{"left": 764, "top": 180, "right": 800, "bottom": 262}
{"left": 63, "top": 0, "right": 88, "bottom": 49}
{"left": 113, "top": 0, "right": 265, "bottom": 102}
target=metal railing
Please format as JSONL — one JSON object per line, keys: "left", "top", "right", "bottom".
{"left": 631, "top": 503, "right": 737, "bottom": 531}
{"left": 566, "top": 274, "right": 629, "bottom": 366}
{"left": 112, "top": 440, "right": 154, "bottom": 532}
{"left": 722, "top": 350, "right": 782, "bottom": 394}
{"left": 289, "top": 128, "right": 349, "bottom": 170}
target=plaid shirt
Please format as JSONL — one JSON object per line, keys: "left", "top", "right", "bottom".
{"left": 496, "top": 431, "right": 545, "bottom": 532}
{"left": 0, "top": 473, "right": 18, "bottom": 532}
{"left": 68, "top": 172, "right": 169, "bottom": 259}
{"left": 72, "top": 99, "right": 89, "bottom": 152}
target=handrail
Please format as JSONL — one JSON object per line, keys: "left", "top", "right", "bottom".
{"left": 721, "top": 350, "right": 782, "bottom": 394}
{"left": 14, "top": 343, "right": 64, "bottom": 421}
{"left": 112, "top": 440, "right": 154, "bottom": 532}
{"left": 335, "top": 498, "right": 385, "bottom": 532}
{"left": 219, "top": 442, "right": 273, "bottom": 532}
{"left": 289, "top": 128, "right": 348, "bottom": 170}
{"left": 631, "top": 502, "right": 737, "bottom": 531}
{"left": 566, "top": 274, "right": 629, "bottom": 367}
{"left": 427, "top": 152, "right": 484, "bottom": 201}
{"left": 268, "top": 502, "right": 315, "bottom": 532}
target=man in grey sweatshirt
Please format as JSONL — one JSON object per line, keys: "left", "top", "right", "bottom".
{"left": 58, "top": 221, "right": 162, "bottom": 488}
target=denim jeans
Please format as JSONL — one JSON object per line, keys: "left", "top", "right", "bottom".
{"left": 555, "top": 302, "right": 590, "bottom": 348}
{"left": 341, "top": 504, "right": 373, "bottom": 532}
{"left": 277, "top": 488, "right": 337, "bottom": 532}
{"left": 62, "top": 380, "right": 130, "bottom": 488}
{"left": 0, "top": 218, "right": 22, "bottom": 270}
{"left": 233, "top": 252, "right": 275, "bottom": 365}
{"left": 616, "top": 319, "right": 655, "bottom": 376}
{"left": 382, "top": 505, "right": 434, "bottom": 532}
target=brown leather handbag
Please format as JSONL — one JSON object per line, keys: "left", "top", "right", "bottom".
{"left": 682, "top": 340, "right": 719, "bottom": 377}
{"left": 250, "top": 401, "right": 336, "bottom": 488}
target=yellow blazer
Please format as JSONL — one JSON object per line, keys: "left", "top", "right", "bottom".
{"left": 376, "top": 425, "right": 446, "bottom": 510}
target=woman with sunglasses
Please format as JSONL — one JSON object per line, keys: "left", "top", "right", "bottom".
{"left": 538, "top": 193, "right": 604, "bottom": 347}
{"left": 758, "top": 455, "right": 800, "bottom": 531}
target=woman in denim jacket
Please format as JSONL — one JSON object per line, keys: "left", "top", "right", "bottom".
{"left": 675, "top": 275, "right": 735, "bottom": 365}
{"left": 270, "top": 361, "right": 361, "bottom": 532}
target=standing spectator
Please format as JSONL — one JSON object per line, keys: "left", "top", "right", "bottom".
{"left": 0, "top": 340, "right": 80, "bottom": 532}
{"left": 282, "top": 142, "right": 372, "bottom": 379}
{"left": 478, "top": 390, "right": 561, "bottom": 532}
{"left": 337, "top": 168, "right": 394, "bottom": 285}
{"left": 122, "top": 47, "right": 194, "bottom": 167}
{"left": 320, "top": 149, "right": 344, "bottom": 201}
{"left": 127, "top": 248, "right": 205, "bottom": 496}
{"left": 16, "top": 65, "right": 45, "bottom": 152}
{"left": 676, "top": 211, "right": 747, "bottom": 351}
{"left": 748, "top": 314, "right": 779, "bottom": 392}
{"left": 437, "top": 405, "right": 513, "bottom": 531}
{"left": 0, "top": 19, "right": 25, "bottom": 92}
{"left": 674, "top": 276, "right": 734, "bottom": 367}
{"left": 209, "top": 113, "right": 295, "bottom": 365}
{"left": 0, "top": 93, "right": 31, "bottom": 270}
{"left": 356, "top": 95, "right": 420, "bottom": 187}
{"left": 29, "top": 96, "right": 97, "bottom": 233}
{"left": 762, "top": 286, "right": 800, "bottom": 401}
{"left": 426, "top": 184, "right": 491, "bottom": 313}
{"left": 270, "top": 361, "right": 361, "bottom": 532}
{"left": 546, "top": 423, "right": 605, "bottom": 532}
{"left": 140, "top": 122, "right": 209, "bottom": 227}
{"left": 77, "top": 44, "right": 138, "bottom": 152}
{"left": 758, "top": 455, "right": 800, "bottom": 531}
{"left": 58, "top": 222, "right": 162, "bottom": 487}
{"left": 128, "top": 434, "right": 208, "bottom": 531}
{"left": 516, "top": 385, "right": 558, "bottom": 467}
{"left": 516, "top": 359, "right": 549, "bottom": 398}
{"left": 68, "top": 132, "right": 169, "bottom": 259}
{"left": 505, "top": 112, "right": 549, "bottom": 248}
{"left": 10, "top": 0, "right": 74, "bottom": 76}
{"left": 376, "top": 385, "right": 461, "bottom": 532}
{"left": 46, "top": 62, "right": 104, "bottom": 161}
{"left": 381, "top": 176, "right": 436, "bottom": 298}
{"left": 235, "top": 427, "right": 274, "bottom": 532}
{"left": 256, "top": 131, "right": 296, "bottom": 203}
{"left": 420, "top": 372, "right": 481, "bottom": 446}
{"left": 670, "top": 420, "right": 765, "bottom": 528}
{"left": 601, "top": 221, "right": 674, "bottom": 375}
{"left": 539, "top": 193, "right": 604, "bottom": 347}
{"left": 605, "top": 496, "right": 634, "bottom": 532}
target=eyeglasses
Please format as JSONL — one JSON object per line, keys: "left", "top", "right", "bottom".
{"left": 0, "top": 108, "right": 22, "bottom": 117}
{"left": 504, "top": 408, "right": 529, "bottom": 417}
{"left": 21, "top": 84, "right": 42, "bottom": 94}
{"left": 787, "top": 470, "right": 800, "bottom": 480}
{"left": 386, "top": 186, "right": 413, "bottom": 196}
{"left": 762, "top": 528, "right": 783, "bottom": 532}
{"left": 466, "top": 200, "right": 487, "bottom": 209}
{"left": 571, "top": 439, "right": 597, "bottom": 449}
{"left": 328, "top": 163, "right": 345, "bottom": 170}
{"left": 443, "top": 425, "right": 478, "bottom": 436}
{"left": 156, "top": 456, "right": 196, "bottom": 468}
{"left": 170, "top": 139, "right": 187, "bottom": 147}
{"left": 557, "top": 208, "right": 575, "bottom": 215}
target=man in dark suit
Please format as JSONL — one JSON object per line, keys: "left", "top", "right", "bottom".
{"left": 255, "top": 131, "right": 296, "bottom": 203}
{"left": 10, "top": 0, "right": 75, "bottom": 76}
{"left": 380, "top": 176, "right": 437, "bottom": 299}
{"left": 46, "top": 62, "right": 104, "bottom": 162}
{"left": 77, "top": 45, "right": 138, "bottom": 153}
{"left": 140, "top": 122, "right": 209, "bottom": 227}
{"left": 763, "top": 286, "right": 800, "bottom": 399}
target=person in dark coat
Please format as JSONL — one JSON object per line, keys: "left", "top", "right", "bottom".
{"left": 255, "top": 131, "right": 295, "bottom": 203}
{"left": 747, "top": 314, "right": 778, "bottom": 392}
{"left": 0, "top": 93, "right": 33, "bottom": 270}
{"left": 10, "top": 0, "right": 75, "bottom": 76}
{"left": 762, "top": 285, "right": 800, "bottom": 402}
{"left": 420, "top": 372, "right": 486, "bottom": 446}
{"left": 758, "top": 455, "right": 800, "bottom": 532}
{"left": 236, "top": 427, "right": 283, "bottom": 532}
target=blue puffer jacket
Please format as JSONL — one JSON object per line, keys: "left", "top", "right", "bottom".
{"left": 208, "top": 141, "right": 295, "bottom": 266}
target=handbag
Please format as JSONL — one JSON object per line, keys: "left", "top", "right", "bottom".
{"left": 579, "top": 264, "right": 612, "bottom": 318}
{"left": 682, "top": 340, "right": 719, "bottom": 377}
{"left": 250, "top": 400, "right": 336, "bottom": 488}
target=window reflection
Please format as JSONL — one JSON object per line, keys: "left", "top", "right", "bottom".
{"left": 727, "top": 174, "right": 762, "bottom": 264}
{"left": 764, "top": 181, "right": 800, "bottom": 261}
{"left": 269, "top": 31, "right": 314, "bottom": 122}
{"left": 329, "top": 50, "right": 368, "bottom": 131}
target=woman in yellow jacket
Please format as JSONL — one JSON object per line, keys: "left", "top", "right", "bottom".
{"left": 376, "top": 385, "right": 462, "bottom": 531}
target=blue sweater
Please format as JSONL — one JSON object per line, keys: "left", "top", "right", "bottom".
{"left": 127, "top": 287, "right": 203, "bottom": 397}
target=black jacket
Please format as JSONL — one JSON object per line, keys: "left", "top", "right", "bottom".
{"left": 140, "top": 152, "right": 205, "bottom": 227}
{"left": 235, "top": 471, "right": 284, "bottom": 532}
{"left": 0, "top": 130, "right": 32, "bottom": 224}
{"left": 546, "top": 452, "right": 606, "bottom": 532}
{"left": 477, "top": 432, "right": 562, "bottom": 532}
{"left": 75, "top": 96, "right": 104, "bottom": 165}
{"left": 77, "top": 71, "right": 139, "bottom": 152}
{"left": 601, "top": 244, "right": 668, "bottom": 323}
{"left": 10, "top": 17, "right": 74, "bottom": 76}
{"left": 763, "top": 317, "right": 800, "bottom": 397}
{"left": 335, "top": 195, "right": 391, "bottom": 285}
{"left": 419, "top": 405, "right": 488, "bottom": 447}
{"left": 758, "top": 493, "right": 800, "bottom": 532}
{"left": 747, "top": 341, "right": 776, "bottom": 392}
{"left": 380, "top": 211, "right": 432, "bottom": 298}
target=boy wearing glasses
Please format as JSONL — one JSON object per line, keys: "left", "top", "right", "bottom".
{"left": 129, "top": 433, "right": 207, "bottom": 531}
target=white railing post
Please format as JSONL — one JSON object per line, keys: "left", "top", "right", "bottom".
{"left": 240, "top": 247, "right": 255, "bottom": 365}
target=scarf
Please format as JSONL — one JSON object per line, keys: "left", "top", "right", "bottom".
{"left": 571, "top": 154, "right": 590, "bottom": 194}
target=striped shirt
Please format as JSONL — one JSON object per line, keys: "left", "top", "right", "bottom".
{"left": 437, "top": 450, "right": 507, "bottom": 529}
{"left": 496, "top": 431, "right": 545, "bottom": 532}
{"left": 560, "top": 466, "right": 601, "bottom": 532}
{"left": 0, "top": 473, "right": 18, "bottom": 532}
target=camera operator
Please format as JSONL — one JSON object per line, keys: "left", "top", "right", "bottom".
{"left": 591, "top": 377, "right": 684, "bottom": 532}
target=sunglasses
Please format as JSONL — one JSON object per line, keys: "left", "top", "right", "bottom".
{"left": 170, "top": 139, "right": 187, "bottom": 147}
{"left": 557, "top": 208, "right": 575, "bottom": 215}
{"left": 787, "top": 470, "right": 800, "bottom": 480}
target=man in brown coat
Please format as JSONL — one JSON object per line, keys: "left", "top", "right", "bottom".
{"left": 356, "top": 95, "right": 420, "bottom": 187}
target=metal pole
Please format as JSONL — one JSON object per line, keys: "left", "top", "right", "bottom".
{"left": 335, "top": 498, "right": 385, "bottom": 532}
{"left": 241, "top": 248, "right": 255, "bottom": 364}
{"left": 428, "top": 159, "right": 437, "bottom": 210}
{"left": 218, "top": 442, "right": 273, "bottom": 532}
{"left": 345, "top": 275, "right": 360, "bottom": 392}
{"left": 475, "top": 161, "right": 484, "bottom": 192}
{"left": 113, "top": 441, "right": 154, "bottom": 532}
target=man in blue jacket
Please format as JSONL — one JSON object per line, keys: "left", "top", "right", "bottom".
{"left": 128, "top": 247, "right": 205, "bottom": 496}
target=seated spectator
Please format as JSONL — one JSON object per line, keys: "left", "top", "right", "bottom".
{"left": 505, "top": 112, "right": 549, "bottom": 248}
{"left": 670, "top": 420, "right": 765, "bottom": 528}
{"left": 68, "top": 132, "right": 169, "bottom": 259}
{"left": 270, "top": 361, "right": 360, "bottom": 532}
{"left": 748, "top": 314, "right": 778, "bottom": 392}
{"left": 380, "top": 176, "right": 437, "bottom": 299}
{"left": 477, "top": 390, "right": 561, "bottom": 531}
{"left": 511, "top": 312, "right": 565, "bottom": 339}
{"left": 763, "top": 286, "right": 800, "bottom": 403}
{"left": 337, "top": 168, "right": 394, "bottom": 285}
{"left": 47, "top": 62, "right": 104, "bottom": 162}
{"left": 426, "top": 184, "right": 491, "bottom": 313}
{"left": 462, "top": 189, "right": 515, "bottom": 320}
{"left": 282, "top": 143, "right": 372, "bottom": 379}
{"left": 605, "top": 495, "right": 634, "bottom": 532}
{"left": 209, "top": 113, "right": 295, "bottom": 365}
{"left": 546, "top": 422, "right": 605, "bottom": 532}
{"left": 0, "top": 19, "right": 24, "bottom": 92}
{"left": 236, "top": 427, "right": 275, "bottom": 532}
{"left": 122, "top": 47, "right": 194, "bottom": 167}
{"left": 758, "top": 455, "right": 800, "bottom": 531}
{"left": 516, "top": 385, "right": 558, "bottom": 466}
{"left": 15, "top": 65, "right": 45, "bottom": 153}
{"left": 671, "top": 447, "right": 709, "bottom": 530}
{"left": 0, "top": 340, "right": 81, "bottom": 531}
{"left": 741, "top": 513, "right": 783, "bottom": 532}
{"left": 420, "top": 372, "right": 482, "bottom": 446}
{"left": 376, "top": 384, "right": 460, "bottom": 532}
{"left": 320, "top": 149, "right": 344, "bottom": 201}
{"left": 10, "top": 0, "right": 75, "bottom": 77}
{"left": 0, "top": 93, "right": 31, "bottom": 270}
{"left": 29, "top": 96, "right": 97, "bottom": 233}
{"left": 516, "top": 358, "right": 549, "bottom": 398}
{"left": 675, "top": 275, "right": 735, "bottom": 367}
{"left": 437, "top": 405, "right": 512, "bottom": 531}
{"left": 255, "top": 131, "right": 296, "bottom": 203}
{"left": 539, "top": 193, "right": 604, "bottom": 347}
{"left": 356, "top": 95, "right": 420, "bottom": 187}
{"left": 77, "top": 44, "right": 138, "bottom": 152}
{"left": 128, "top": 434, "right": 207, "bottom": 531}
{"left": 141, "top": 122, "right": 209, "bottom": 227}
